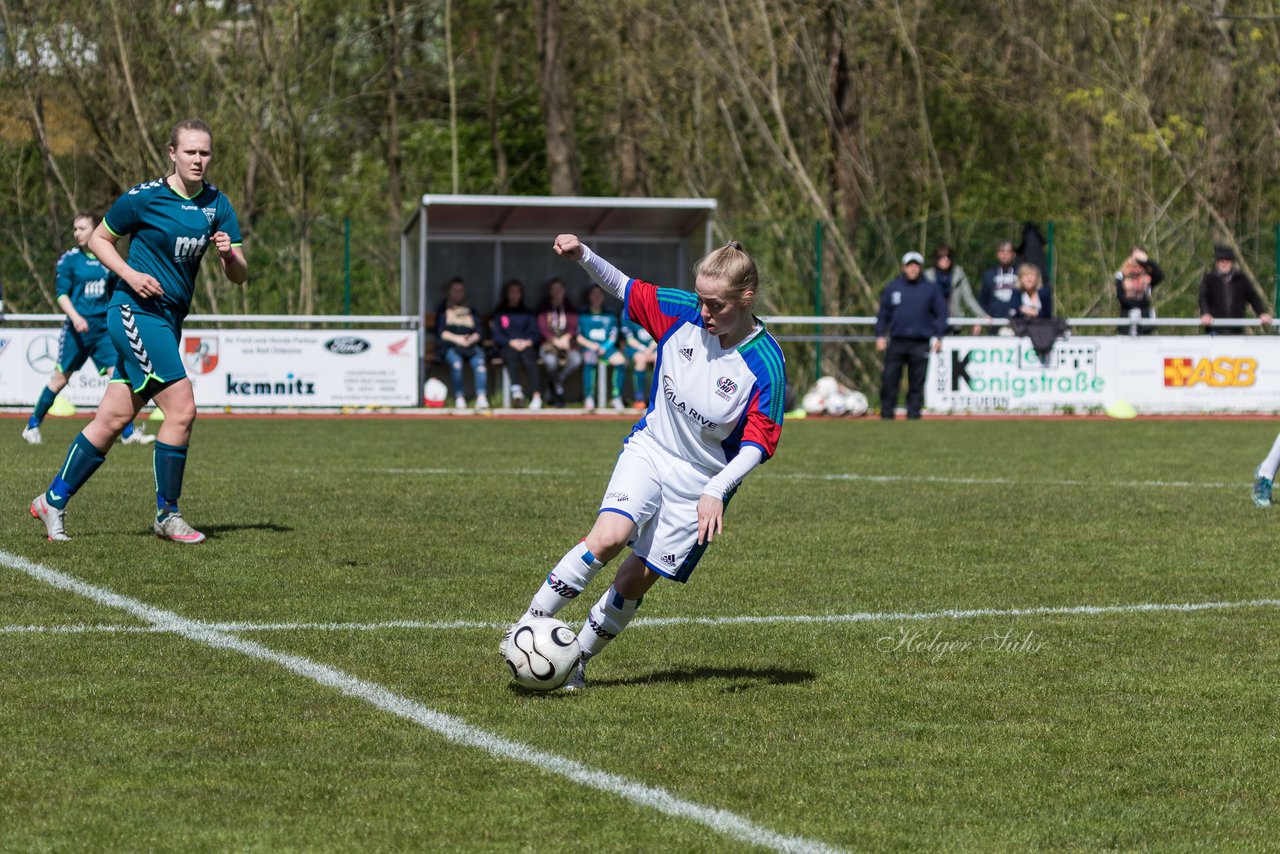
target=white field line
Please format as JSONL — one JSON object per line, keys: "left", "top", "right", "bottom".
{"left": 0, "top": 549, "right": 841, "bottom": 854}
{"left": 10, "top": 465, "right": 1233, "bottom": 490}
{"left": 371, "top": 468, "right": 1244, "bottom": 490}
{"left": 6, "top": 598, "right": 1279, "bottom": 637}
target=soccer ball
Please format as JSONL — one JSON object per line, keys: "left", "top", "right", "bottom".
{"left": 503, "top": 616, "right": 581, "bottom": 691}
{"left": 843, "top": 391, "right": 869, "bottom": 417}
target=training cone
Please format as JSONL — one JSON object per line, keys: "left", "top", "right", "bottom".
{"left": 48, "top": 395, "right": 77, "bottom": 417}
{"left": 148, "top": 407, "right": 166, "bottom": 422}
{"left": 1105, "top": 399, "right": 1137, "bottom": 420}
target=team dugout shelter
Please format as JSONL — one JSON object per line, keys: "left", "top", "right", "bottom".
{"left": 401, "top": 194, "right": 717, "bottom": 384}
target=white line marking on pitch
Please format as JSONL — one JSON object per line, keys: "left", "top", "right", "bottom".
{"left": 769, "top": 472, "right": 1241, "bottom": 489}
{"left": 6, "top": 598, "right": 1279, "bottom": 636}
{"left": 363, "top": 467, "right": 1242, "bottom": 490}
{"left": 0, "top": 550, "right": 841, "bottom": 854}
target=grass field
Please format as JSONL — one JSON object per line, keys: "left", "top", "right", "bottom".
{"left": 3, "top": 414, "right": 1280, "bottom": 851}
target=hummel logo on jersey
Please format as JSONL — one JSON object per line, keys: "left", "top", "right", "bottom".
{"left": 660, "top": 553, "right": 677, "bottom": 566}
{"left": 679, "top": 347, "right": 694, "bottom": 361}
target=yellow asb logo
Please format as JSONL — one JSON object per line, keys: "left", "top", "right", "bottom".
{"left": 1163, "top": 357, "right": 1257, "bottom": 387}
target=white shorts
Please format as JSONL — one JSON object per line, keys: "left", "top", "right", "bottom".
{"left": 597, "top": 431, "right": 724, "bottom": 583}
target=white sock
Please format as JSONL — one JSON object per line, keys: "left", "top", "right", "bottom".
{"left": 1260, "top": 432, "right": 1280, "bottom": 479}
{"left": 527, "top": 541, "right": 606, "bottom": 618}
{"left": 577, "top": 585, "right": 642, "bottom": 661}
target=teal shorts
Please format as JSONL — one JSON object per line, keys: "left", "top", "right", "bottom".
{"left": 56, "top": 319, "right": 116, "bottom": 376}
{"left": 107, "top": 303, "right": 187, "bottom": 400}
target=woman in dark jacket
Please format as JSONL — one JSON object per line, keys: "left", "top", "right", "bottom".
{"left": 491, "top": 279, "right": 543, "bottom": 408}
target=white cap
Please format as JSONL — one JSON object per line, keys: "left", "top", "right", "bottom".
{"left": 901, "top": 251, "right": 924, "bottom": 266}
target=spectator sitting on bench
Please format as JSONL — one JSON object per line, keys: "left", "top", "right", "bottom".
{"left": 491, "top": 278, "right": 543, "bottom": 409}
{"left": 577, "top": 284, "right": 627, "bottom": 410}
{"left": 435, "top": 276, "right": 489, "bottom": 410}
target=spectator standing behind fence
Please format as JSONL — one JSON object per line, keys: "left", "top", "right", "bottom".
{"left": 577, "top": 284, "right": 627, "bottom": 411}
{"left": 435, "top": 276, "right": 489, "bottom": 410}
{"left": 875, "top": 251, "right": 946, "bottom": 420}
{"left": 1014, "top": 263, "right": 1052, "bottom": 319}
{"left": 1199, "top": 245, "right": 1271, "bottom": 335}
{"left": 538, "top": 277, "right": 582, "bottom": 407}
{"left": 1115, "top": 247, "right": 1163, "bottom": 335}
{"left": 978, "top": 240, "right": 1019, "bottom": 329}
{"left": 923, "top": 244, "right": 985, "bottom": 334}
{"left": 491, "top": 278, "right": 544, "bottom": 409}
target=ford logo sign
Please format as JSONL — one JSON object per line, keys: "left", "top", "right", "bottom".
{"left": 324, "top": 336, "right": 371, "bottom": 355}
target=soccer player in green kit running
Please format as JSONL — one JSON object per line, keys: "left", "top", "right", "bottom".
{"left": 22, "top": 213, "right": 154, "bottom": 446}
{"left": 30, "top": 118, "right": 247, "bottom": 543}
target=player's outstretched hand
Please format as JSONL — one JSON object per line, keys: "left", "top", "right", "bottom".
{"left": 697, "top": 494, "right": 725, "bottom": 545}
{"left": 553, "top": 233, "right": 584, "bottom": 261}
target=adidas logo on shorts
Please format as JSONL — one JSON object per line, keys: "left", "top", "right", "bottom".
{"left": 660, "top": 553, "right": 677, "bottom": 566}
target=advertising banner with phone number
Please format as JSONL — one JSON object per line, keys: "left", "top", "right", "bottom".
{"left": 928, "top": 335, "right": 1280, "bottom": 414}
{"left": 0, "top": 328, "right": 419, "bottom": 408}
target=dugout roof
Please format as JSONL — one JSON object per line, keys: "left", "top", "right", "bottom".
{"left": 401, "top": 194, "right": 717, "bottom": 318}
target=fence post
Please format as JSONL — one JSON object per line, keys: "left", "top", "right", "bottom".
{"left": 343, "top": 218, "right": 352, "bottom": 318}
{"left": 813, "top": 219, "right": 823, "bottom": 383}
{"left": 1046, "top": 219, "right": 1056, "bottom": 289}
{"left": 1274, "top": 222, "right": 1279, "bottom": 313}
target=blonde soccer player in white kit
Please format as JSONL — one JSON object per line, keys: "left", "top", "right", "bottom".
{"left": 504, "top": 233, "right": 786, "bottom": 690}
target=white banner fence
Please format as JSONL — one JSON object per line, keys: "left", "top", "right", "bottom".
{"left": 763, "top": 315, "right": 1278, "bottom": 415}
{"left": 0, "top": 315, "right": 421, "bottom": 408}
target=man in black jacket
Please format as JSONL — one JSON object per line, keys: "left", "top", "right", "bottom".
{"left": 876, "top": 251, "right": 947, "bottom": 419}
{"left": 1199, "top": 246, "right": 1271, "bottom": 335}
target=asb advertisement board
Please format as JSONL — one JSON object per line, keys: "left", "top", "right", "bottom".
{"left": 0, "top": 328, "right": 418, "bottom": 408}
{"left": 928, "top": 335, "right": 1280, "bottom": 414}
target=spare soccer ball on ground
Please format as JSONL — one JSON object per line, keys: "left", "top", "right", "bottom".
{"left": 801, "top": 375, "right": 870, "bottom": 417}
{"left": 503, "top": 616, "right": 581, "bottom": 691}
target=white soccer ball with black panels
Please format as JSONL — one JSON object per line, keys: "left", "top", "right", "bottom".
{"left": 842, "top": 390, "right": 868, "bottom": 417}
{"left": 503, "top": 616, "right": 581, "bottom": 691}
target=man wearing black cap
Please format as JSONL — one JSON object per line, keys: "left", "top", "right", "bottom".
{"left": 1199, "top": 245, "right": 1271, "bottom": 335}
{"left": 875, "top": 251, "right": 947, "bottom": 419}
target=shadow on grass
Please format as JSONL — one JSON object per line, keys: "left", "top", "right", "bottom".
{"left": 508, "top": 667, "right": 815, "bottom": 697}
{"left": 133, "top": 522, "right": 294, "bottom": 537}
{"left": 601, "top": 666, "right": 816, "bottom": 692}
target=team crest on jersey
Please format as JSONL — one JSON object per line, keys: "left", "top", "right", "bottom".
{"left": 202, "top": 207, "right": 216, "bottom": 224}
{"left": 183, "top": 337, "right": 219, "bottom": 374}
{"left": 715, "top": 376, "right": 738, "bottom": 400}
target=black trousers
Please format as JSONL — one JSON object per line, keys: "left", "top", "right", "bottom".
{"left": 880, "top": 337, "right": 929, "bottom": 419}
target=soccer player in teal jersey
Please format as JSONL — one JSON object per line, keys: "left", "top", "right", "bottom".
{"left": 623, "top": 315, "right": 658, "bottom": 408}
{"left": 30, "top": 119, "right": 247, "bottom": 543}
{"left": 576, "top": 284, "right": 627, "bottom": 410}
{"left": 23, "top": 213, "right": 154, "bottom": 447}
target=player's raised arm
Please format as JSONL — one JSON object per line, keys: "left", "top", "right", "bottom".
{"left": 555, "top": 233, "right": 629, "bottom": 299}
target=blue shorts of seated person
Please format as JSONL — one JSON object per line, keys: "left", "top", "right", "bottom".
{"left": 56, "top": 321, "right": 118, "bottom": 376}
{"left": 106, "top": 303, "right": 187, "bottom": 400}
